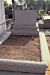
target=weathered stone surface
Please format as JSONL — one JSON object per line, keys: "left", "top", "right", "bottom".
{"left": 15, "top": 10, "right": 37, "bottom": 26}
{"left": 0, "top": 31, "right": 11, "bottom": 45}
{"left": 0, "top": 0, "right": 6, "bottom": 35}
{"left": 11, "top": 30, "right": 39, "bottom": 36}
{"left": 0, "top": 71, "right": 45, "bottom": 75}
{"left": 12, "top": 10, "right": 38, "bottom": 35}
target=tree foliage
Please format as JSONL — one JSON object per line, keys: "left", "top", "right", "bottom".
{"left": 18, "top": 0, "right": 25, "bottom": 3}
{"left": 26, "top": 0, "right": 34, "bottom": 7}
{"left": 43, "top": 1, "right": 46, "bottom": 10}
{"left": 17, "top": 0, "right": 34, "bottom": 7}
{"left": 18, "top": 0, "right": 23, "bottom": 3}
{"left": 11, "top": 0, "right": 50, "bottom": 10}
{"left": 9, "top": 4, "right": 12, "bottom": 6}
{"left": 4, "top": 1, "right": 8, "bottom": 7}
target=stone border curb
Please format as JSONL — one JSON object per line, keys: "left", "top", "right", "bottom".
{"left": 39, "top": 32, "right": 50, "bottom": 62}
{"left": 0, "top": 32, "right": 48, "bottom": 73}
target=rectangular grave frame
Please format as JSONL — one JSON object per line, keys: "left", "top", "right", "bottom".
{"left": 0, "top": 32, "right": 48, "bottom": 74}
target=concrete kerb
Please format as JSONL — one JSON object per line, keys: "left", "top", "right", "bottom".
{"left": 0, "top": 59, "right": 47, "bottom": 68}
{"left": 0, "top": 32, "right": 48, "bottom": 73}
{"left": 39, "top": 32, "right": 47, "bottom": 61}
{"left": 39, "top": 32, "right": 50, "bottom": 62}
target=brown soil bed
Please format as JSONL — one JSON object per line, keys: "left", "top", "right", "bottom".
{"left": 46, "top": 36, "right": 50, "bottom": 52}
{"left": 0, "top": 35, "right": 41, "bottom": 62}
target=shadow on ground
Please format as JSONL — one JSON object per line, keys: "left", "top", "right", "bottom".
{"left": 2, "top": 35, "right": 35, "bottom": 46}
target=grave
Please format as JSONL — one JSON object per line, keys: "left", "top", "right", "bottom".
{"left": 11, "top": 10, "right": 39, "bottom": 36}
{"left": 0, "top": 32, "right": 48, "bottom": 74}
{"left": 39, "top": 15, "right": 50, "bottom": 29}
{"left": 0, "top": 1, "right": 49, "bottom": 74}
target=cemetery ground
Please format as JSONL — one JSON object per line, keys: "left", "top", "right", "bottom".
{"left": 44, "top": 35, "right": 50, "bottom": 75}
{"left": 0, "top": 35, "right": 40, "bottom": 62}
{"left": 46, "top": 36, "right": 50, "bottom": 53}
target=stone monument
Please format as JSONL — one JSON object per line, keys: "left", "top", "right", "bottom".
{"left": 0, "top": 0, "right": 11, "bottom": 45}
{"left": 12, "top": 10, "right": 38, "bottom": 35}
{"left": 0, "top": 0, "right": 6, "bottom": 35}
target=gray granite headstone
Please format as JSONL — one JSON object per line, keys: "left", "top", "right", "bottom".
{"left": 15, "top": 10, "right": 37, "bottom": 26}
{"left": 12, "top": 10, "right": 38, "bottom": 35}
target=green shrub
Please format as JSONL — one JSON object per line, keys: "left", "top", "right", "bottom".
{"left": 38, "top": 10, "right": 44, "bottom": 15}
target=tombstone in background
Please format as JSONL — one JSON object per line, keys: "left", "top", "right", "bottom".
{"left": 43, "top": 16, "right": 50, "bottom": 28}
{"left": 15, "top": 3, "right": 27, "bottom": 10}
{"left": 0, "top": 0, "right": 6, "bottom": 35}
{"left": 39, "top": 15, "right": 50, "bottom": 29}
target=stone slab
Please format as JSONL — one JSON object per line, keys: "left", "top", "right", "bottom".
{"left": 11, "top": 30, "right": 39, "bottom": 36}
{"left": 44, "top": 23, "right": 50, "bottom": 29}
{"left": 15, "top": 10, "right": 37, "bottom": 26}
{"left": 0, "top": 23, "right": 6, "bottom": 35}
{"left": 13, "top": 26, "right": 37, "bottom": 30}
{"left": 44, "top": 20, "right": 50, "bottom": 23}
{"left": 39, "top": 20, "right": 50, "bottom": 29}
{"left": 6, "top": 19, "right": 13, "bottom": 25}
{"left": 0, "top": 71, "right": 45, "bottom": 75}
{"left": 39, "top": 20, "right": 44, "bottom": 25}
{"left": 43, "top": 16, "right": 50, "bottom": 20}
{"left": 0, "top": 59, "right": 47, "bottom": 74}
{"left": 39, "top": 20, "right": 44, "bottom": 29}
{"left": 0, "top": 31, "right": 11, "bottom": 45}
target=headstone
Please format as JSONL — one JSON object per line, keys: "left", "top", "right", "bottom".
{"left": 15, "top": 10, "right": 37, "bottom": 26}
{"left": 12, "top": 10, "right": 38, "bottom": 36}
